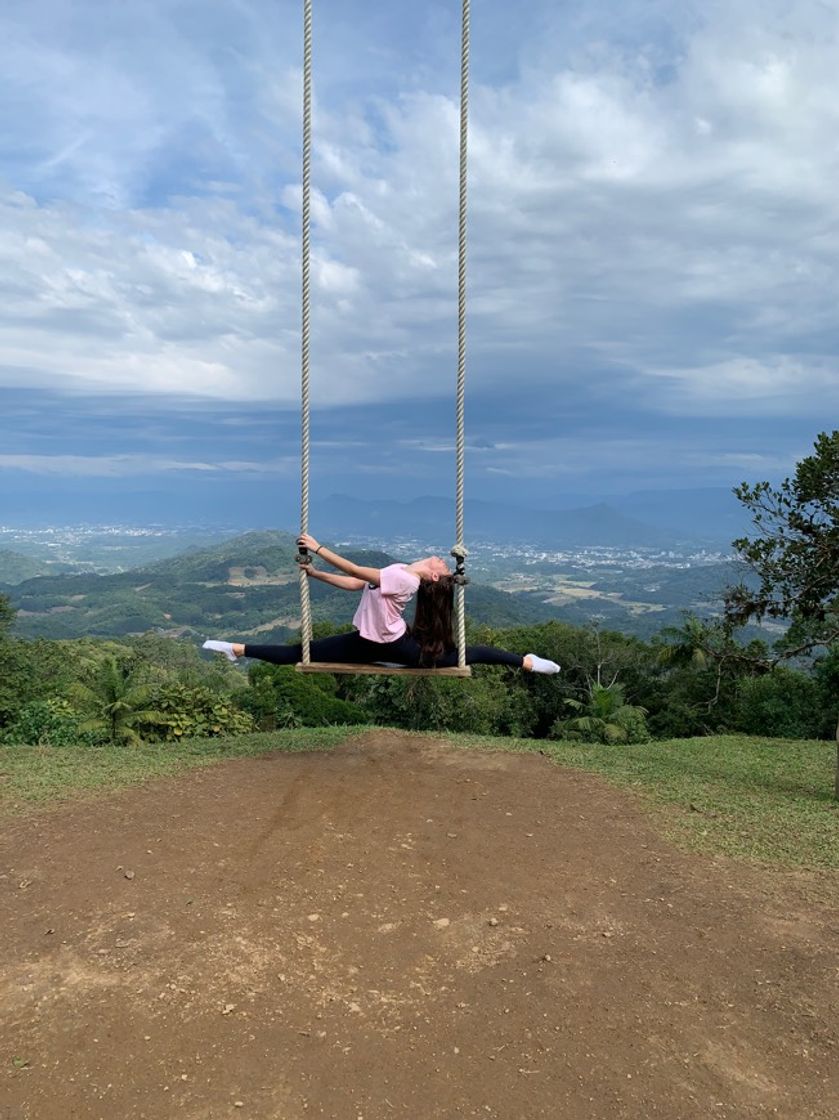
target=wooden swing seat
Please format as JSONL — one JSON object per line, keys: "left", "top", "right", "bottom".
{"left": 295, "top": 662, "right": 471, "bottom": 677}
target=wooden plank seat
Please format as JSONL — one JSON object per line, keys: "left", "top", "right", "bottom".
{"left": 295, "top": 662, "right": 471, "bottom": 677}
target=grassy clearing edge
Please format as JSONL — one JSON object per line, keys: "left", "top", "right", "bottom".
{"left": 460, "top": 732, "right": 839, "bottom": 871}
{"left": 1, "top": 728, "right": 837, "bottom": 872}
{"left": 0, "top": 727, "right": 364, "bottom": 814}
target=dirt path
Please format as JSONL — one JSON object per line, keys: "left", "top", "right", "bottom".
{"left": 1, "top": 732, "right": 837, "bottom": 1119}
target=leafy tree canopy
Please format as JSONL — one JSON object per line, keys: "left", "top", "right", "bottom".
{"left": 726, "top": 430, "right": 838, "bottom": 641}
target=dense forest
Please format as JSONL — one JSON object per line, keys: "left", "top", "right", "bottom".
{"left": 1, "top": 594, "right": 835, "bottom": 749}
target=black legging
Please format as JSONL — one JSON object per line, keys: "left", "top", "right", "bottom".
{"left": 244, "top": 630, "right": 524, "bottom": 669}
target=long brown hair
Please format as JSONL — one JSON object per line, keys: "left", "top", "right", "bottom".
{"left": 409, "top": 575, "right": 455, "bottom": 666}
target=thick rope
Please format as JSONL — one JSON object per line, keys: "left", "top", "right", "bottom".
{"left": 298, "top": 0, "right": 313, "bottom": 664}
{"left": 298, "top": 0, "right": 469, "bottom": 671}
{"left": 452, "top": 0, "right": 470, "bottom": 668}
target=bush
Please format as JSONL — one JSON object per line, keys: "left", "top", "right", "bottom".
{"left": 357, "top": 671, "right": 514, "bottom": 734}
{"left": 272, "top": 671, "right": 369, "bottom": 728}
{"left": 148, "top": 682, "right": 256, "bottom": 741}
{"left": 0, "top": 698, "right": 101, "bottom": 747}
{"left": 733, "top": 669, "right": 823, "bottom": 739}
{"left": 549, "top": 684, "right": 651, "bottom": 744}
{"left": 240, "top": 664, "right": 369, "bottom": 729}
{"left": 0, "top": 637, "right": 76, "bottom": 728}
{"left": 549, "top": 708, "right": 651, "bottom": 744}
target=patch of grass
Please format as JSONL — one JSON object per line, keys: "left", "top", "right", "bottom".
{"left": 0, "top": 727, "right": 365, "bottom": 813}
{"left": 2, "top": 728, "right": 837, "bottom": 872}
{"left": 462, "top": 733, "right": 839, "bottom": 870}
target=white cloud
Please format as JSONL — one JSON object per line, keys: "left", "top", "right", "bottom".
{"left": 643, "top": 356, "right": 839, "bottom": 416}
{"left": 460, "top": 431, "right": 812, "bottom": 486}
{"left": 1, "top": 0, "right": 839, "bottom": 431}
{"left": 0, "top": 453, "right": 295, "bottom": 477}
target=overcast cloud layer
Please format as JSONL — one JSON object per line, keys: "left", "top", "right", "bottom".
{"left": 1, "top": 0, "right": 837, "bottom": 513}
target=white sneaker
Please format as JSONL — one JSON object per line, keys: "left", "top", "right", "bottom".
{"left": 526, "top": 654, "right": 560, "bottom": 674}
{"left": 202, "top": 640, "right": 238, "bottom": 662}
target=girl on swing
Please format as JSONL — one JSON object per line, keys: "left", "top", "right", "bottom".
{"left": 203, "top": 534, "right": 560, "bottom": 674}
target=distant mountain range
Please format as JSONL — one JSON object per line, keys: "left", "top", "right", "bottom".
{"left": 311, "top": 495, "right": 665, "bottom": 547}
{"left": 309, "top": 490, "right": 749, "bottom": 548}
{"left": 609, "top": 488, "right": 752, "bottom": 541}
{"left": 2, "top": 481, "right": 751, "bottom": 545}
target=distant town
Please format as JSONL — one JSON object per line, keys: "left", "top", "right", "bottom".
{"left": 1, "top": 523, "right": 734, "bottom": 579}
{"left": 0, "top": 523, "right": 754, "bottom": 642}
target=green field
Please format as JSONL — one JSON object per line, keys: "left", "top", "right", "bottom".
{"left": 2, "top": 731, "right": 836, "bottom": 871}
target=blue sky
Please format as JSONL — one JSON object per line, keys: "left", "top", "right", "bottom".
{"left": 1, "top": 0, "right": 838, "bottom": 525}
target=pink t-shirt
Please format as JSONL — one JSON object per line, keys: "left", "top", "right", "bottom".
{"left": 353, "top": 563, "right": 420, "bottom": 643}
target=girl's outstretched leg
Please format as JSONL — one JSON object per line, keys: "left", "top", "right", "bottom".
{"left": 203, "top": 639, "right": 301, "bottom": 664}
{"left": 431, "top": 646, "right": 560, "bottom": 672}
{"left": 205, "top": 631, "right": 421, "bottom": 667}
{"left": 239, "top": 642, "right": 301, "bottom": 665}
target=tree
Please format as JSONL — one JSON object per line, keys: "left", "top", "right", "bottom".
{"left": 727, "top": 431, "right": 838, "bottom": 627}
{"left": 813, "top": 648, "right": 839, "bottom": 738}
{"left": 0, "top": 607, "right": 74, "bottom": 729}
{"left": 724, "top": 431, "right": 839, "bottom": 794}
{"left": 651, "top": 616, "right": 765, "bottom": 736}
{"left": 733, "top": 668, "right": 822, "bottom": 740}
{"left": 69, "top": 655, "right": 167, "bottom": 746}
{"left": 0, "top": 592, "right": 14, "bottom": 638}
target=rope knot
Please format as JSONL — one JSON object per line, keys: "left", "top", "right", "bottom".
{"left": 450, "top": 543, "right": 468, "bottom": 585}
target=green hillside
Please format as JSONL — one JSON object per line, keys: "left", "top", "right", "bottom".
{"left": 6, "top": 531, "right": 563, "bottom": 641}
{"left": 0, "top": 549, "right": 77, "bottom": 585}
{"left": 142, "top": 530, "right": 300, "bottom": 581}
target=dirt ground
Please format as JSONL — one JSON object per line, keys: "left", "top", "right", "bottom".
{"left": 1, "top": 731, "right": 837, "bottom": 1120}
